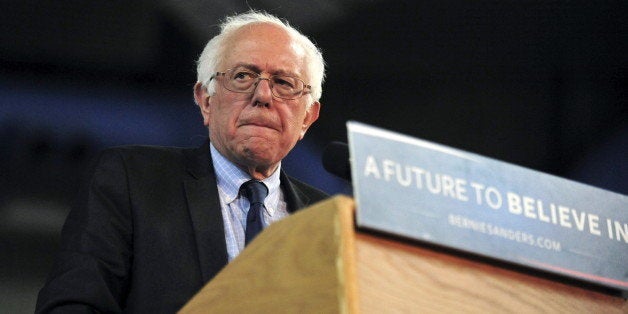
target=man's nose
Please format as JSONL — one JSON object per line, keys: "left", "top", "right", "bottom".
{"left": 251, "top": 78, "right": 273, "bottom": 107}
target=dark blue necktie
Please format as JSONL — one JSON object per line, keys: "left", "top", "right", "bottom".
{"left": 240, "top": 180, "right": 268, "bottom": 245}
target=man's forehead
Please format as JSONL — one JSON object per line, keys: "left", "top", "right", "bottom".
{"left": 221, "top": 23, "right": 307, "bottom": 76}
{"left": 225, "top": 23, "right": 292, "bottom": 51}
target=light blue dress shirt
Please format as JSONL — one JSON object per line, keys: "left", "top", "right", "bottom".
{"left": 209, "top": 143, "right": 289, "bottom": 261}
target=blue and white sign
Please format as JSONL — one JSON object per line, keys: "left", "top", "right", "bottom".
{"left": 348, "top": 121, "right": 627, "bottom": 291}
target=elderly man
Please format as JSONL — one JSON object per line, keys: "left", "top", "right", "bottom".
{"left": 36, "top": 11, "right": 328, "bottom": 313}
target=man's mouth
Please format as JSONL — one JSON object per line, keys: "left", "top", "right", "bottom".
{"left": 239, "top": 119, "right": 279, "bottom": 131}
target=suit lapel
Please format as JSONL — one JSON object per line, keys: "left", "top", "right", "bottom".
{"left": 182, "top": 141, "right": 313, "bottom": 283}
{"left": 183, "top": 141, "right": 228, "bottom": 283}
{"left": 280, "top": 171, "right": 311, "bottom": 213}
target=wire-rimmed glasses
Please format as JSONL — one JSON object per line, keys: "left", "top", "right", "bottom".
{"left": 211, "top": 67, "right": 311, "bottom": 100}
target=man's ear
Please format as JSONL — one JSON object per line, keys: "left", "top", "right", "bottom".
{"left": 194, "top": 82, "right": 211, "bottom": 126}
{"left": 299, "top": 101, "right": 321, "bottom": 139}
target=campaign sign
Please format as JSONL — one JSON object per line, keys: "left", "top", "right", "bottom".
{"left": 348, "top": 121, "right": 627, "bottom": 291}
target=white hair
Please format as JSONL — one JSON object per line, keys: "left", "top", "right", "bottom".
{"left": 196, "top": 10, "right": 326, "bottom": 103}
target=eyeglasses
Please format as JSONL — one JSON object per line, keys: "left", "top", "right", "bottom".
{"left": 210, "top": 67, "right": 311, "bottom": 100}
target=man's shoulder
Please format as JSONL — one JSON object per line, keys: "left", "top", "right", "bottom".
{"left": 102, "top": 144, "right": 196, "bottom": 160}
{"left": 91, "top": 144, "right": 206, "bottom": 175}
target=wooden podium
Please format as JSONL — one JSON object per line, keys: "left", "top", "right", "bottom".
{"left": 179, "top": 196, "right": 626, "bottom": 313}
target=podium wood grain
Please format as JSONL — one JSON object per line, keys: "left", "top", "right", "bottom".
{"left": 179, "top": 195, "right": 626, "bottom": 313}
{"left": 356, "top": 233, "right": 626, "bottom": 313}
{"left": 179, "top": 196, "right": 358, "bottom": 314}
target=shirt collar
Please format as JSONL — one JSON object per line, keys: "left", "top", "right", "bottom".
{"left": 210, "top": 142, "right": 281, "bottom": 205}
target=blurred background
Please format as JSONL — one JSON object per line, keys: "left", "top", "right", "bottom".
{"left": 1, "top": 1, "right": 626, "bottom": 312}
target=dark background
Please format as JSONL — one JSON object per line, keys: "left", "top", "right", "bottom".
{"left": 1, "top": 1, "right": 626, "bottom": 312}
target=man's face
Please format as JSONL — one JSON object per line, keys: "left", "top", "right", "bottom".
{"left": 194, "top": 23, "right": 320, "bottom": 178}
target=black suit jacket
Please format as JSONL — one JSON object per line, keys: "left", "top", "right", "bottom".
{"left": 36, "top": 142, "right": 328, "bottom": 313}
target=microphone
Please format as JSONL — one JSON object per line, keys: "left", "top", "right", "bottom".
{"left": 322, "top": 141, "right": 351, "bottom": 182}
